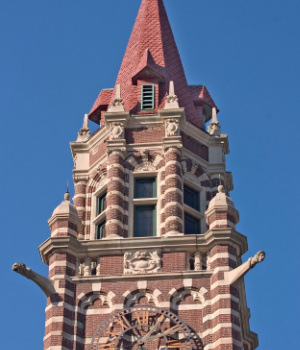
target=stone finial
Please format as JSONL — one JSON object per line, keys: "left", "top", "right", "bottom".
{"left": 77, "top": 114, "right": 91, "bottom": 142}
{"left": 205, "top": 182, "right": 239, "bottom": 229}
{"left": 109, "top": 84, "right": 124, "bottom": 112}
{"left": 48, "top": 190, "right": 81, "bottom": 238}
{"left": 165, "top": 81, "right": 179, "bottom": 109}
{"left": 51, "top": 191, "right": 78, "bottom": 218}
{"left": 208, "top": 107, "right": 221, "bottom": 136}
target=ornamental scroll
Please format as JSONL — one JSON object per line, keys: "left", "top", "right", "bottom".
{"left": 124, "top": 250, "right": 161, "bottom": 274}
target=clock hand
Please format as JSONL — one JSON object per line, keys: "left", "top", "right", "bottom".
{"left": 145, "top": 324, "right": 181, "bottom": 342}
{"left": 137, "top": 314, "right": 165, "bottom": 344}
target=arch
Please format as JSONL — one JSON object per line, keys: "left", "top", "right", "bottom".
{"left": 125, "top": 151, "right": 165, "bottom": 172}
{"left": 87, "top": 164, "right": 108, "bottom": 194}
{"left": 169, "top": 286, "right": 207, "bottom": 310}
{"left": 78, "top": 290, "right": 115, "bottom": 312}
{"left": 123, "top": 288, "right": 162, "bottom": 308}
{"left": 181, "top": 159, "right": 211, "bottom": 186}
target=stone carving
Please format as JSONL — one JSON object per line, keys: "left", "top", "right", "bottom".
{"left": 163, "top": 144, "right": 183, "bottom": 152}
{"left": 135, "top": 162, "right": 156, "bottom": 172}
{"left": 96, "top": 163, "right": 106, "bottom": 177}
{"left": 250, "top": 250, "right": 265, "bottom": 267}
{"left": 111, "top": 98, "right": 124, "bottom": 108}
{"left": 164, "top": 81, "right": 179, "bottom": 109}
{"left": 165, "top": 119, "right": 179, "bottom": 136}
{"left": 73, "top": 154, "right": 77, "bottom": 169}
{"left": 12, "top": 262, "right": 57, "bottom": 298}
{"left": 141, "top": 149, "right": 150, "bottom": 162}
{"left": 110, "top": 122, "right": 124, "bottom": 140}
{"left": 208, "top": 107, "right": 221, "bottom": 136}
{"left": 224, "top": 250, "right": 266, "bottom": 285}
{"left": 73, "top": 175, "right": 89, "bottom": 183}
{"left": 109, "top": 84, "right": 125, "bottom": 112}
{"left": 124, "top": 250, "right": 161, "bottom": 274}
{"left": 166, "top": 95, "right": 178, "bottom": 104}
{"left": 92, "top": 145, "right": 99, "bottom": 155}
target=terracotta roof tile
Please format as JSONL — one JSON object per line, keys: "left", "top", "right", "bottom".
{"left": 189, "top": 85, "right": 218, "bottom": 110}
{"left": 89, "top": 0, "right": 208, "bottom": 128}
{"left": 89, "top": 89, "right": 113, "bottom": 124}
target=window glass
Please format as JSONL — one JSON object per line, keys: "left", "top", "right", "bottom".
{"left": 97, "top": 192, "right": 107, "bottom": 215}
{"left": 184, "top": 213, "right": 200, "bottom": 235}
{"left": 134, "top": 178, "right": 156, "bottom": 198}
{"left": 184, "top": 185, "right": 199, "bottom": 211}
{"left": 96, "top": 220, "right": 106, "bottom": 239}
{"left": 134, "top": 206, "right": 156, "bottom": 237}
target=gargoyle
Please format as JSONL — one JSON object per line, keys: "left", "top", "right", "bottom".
{"left": 12, "top": 262, "right": 57, "bottom": 298}
{"left": 224, "top": 251, "right": 265, "bottom": 285}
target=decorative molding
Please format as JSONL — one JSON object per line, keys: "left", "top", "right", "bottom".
{"left": 141, "top": 149, "right": 150, "bottom": 163}
{"left": 73, "top": 175, "right": 89, "bottom": 183}
{"left": 165, "top": 118, "right": 179, "bottom": 136}
{"left": 163, "top": 143, "right": 183, "bottom": 152}
{"left": 124, "top": 250, "right": 161, "bottom": 275}
{"left": 110, "top": 122, "right": 124, "bottom": 140}
{"left": 135, "top": 161, "right": 156, "bottom": 171}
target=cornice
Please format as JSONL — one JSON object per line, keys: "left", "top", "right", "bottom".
{"left": 72, "top": 270, "right": 213, "bottom": 284}
{"left": 39, "top": 229, "right": 248, "bottom": 264}
{"left": 182, "top": 121, "right": 210, "bottom": 145}
{"left": 70, "top": 126, "right": 110, "bottom": 159}
{"left": 203, "top": 228, "right": 248, "bottom": 257}
{"left": 208, "top": 134, "right": 230, "bottom": 154}
{"left": 127, "top": 114, "right": 163, "bottom": 128}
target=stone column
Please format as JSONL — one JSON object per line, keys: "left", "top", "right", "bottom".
{"left": 105, "top": 150, "right": 125, "bottom": 238}
{"left": 73, "top": 176, "right": 88, "bottom": 240}
{"left": 163, "top": 146, "right": 184, "bottom": 236}
{"left": 104, "top": 106, "right": 129, "bottom": 239}
{"left": 159, "top": 102, "right": 185, "bottom": 237}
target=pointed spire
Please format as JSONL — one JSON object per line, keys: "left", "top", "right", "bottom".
{"left": 208, "top": 107, "right": 221, "bottom": 136}
{"left": 77, "top": 114, "right": 90, "bottom": 142}
{"left": 64, "top": 181, "right": 70, "bottom": 201}
{"left": 108, "top": 84, "right": 124, "bottom": 112}
{"left": 165, "top": 81, "right": 179, "bottom": 109}
{"left": 111, "top": 0, "right": 197, "bottom": 120}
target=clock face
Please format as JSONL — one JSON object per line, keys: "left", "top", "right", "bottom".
{"left": 90, "top": 305, "right": 193, "bottom": 350}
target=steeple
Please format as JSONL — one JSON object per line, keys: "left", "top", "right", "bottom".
{"left": 114, "top": 0, "right": 195, "bottom": 112}
{"left": 89, "top": 0, "right": 216, "bottom": 128}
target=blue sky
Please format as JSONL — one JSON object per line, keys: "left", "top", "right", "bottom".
{"left": 1, "top": 0, "right": 299, "bottom": 349}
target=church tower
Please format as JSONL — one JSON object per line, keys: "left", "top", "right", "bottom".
{"left": 13, "top": 1, "right": 265, "bottom": 349}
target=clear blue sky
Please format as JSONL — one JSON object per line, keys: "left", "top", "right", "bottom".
{"left": 1, "top": 0, "right": 299, "bottom": 349}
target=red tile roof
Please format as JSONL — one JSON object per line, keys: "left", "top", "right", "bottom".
{"left": 89, "top": 89, "right": 113, "bottom": 124}
{"left": 189, "top": 85, "right": 218, "bottom": 110}
{"left": 89, "top": 0, "right": 215, "bottom": 128}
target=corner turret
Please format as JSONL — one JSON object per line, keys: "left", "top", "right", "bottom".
{"left": 48, "top": 191, "right": 81, "bottom": 238}
{"left": 205, "top": 184, "right": 239, "bottom": 230}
